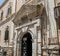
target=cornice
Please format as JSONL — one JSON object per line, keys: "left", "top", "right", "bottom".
{"left": 13, "top": 5, "right": 37, "bottom": 23}
{"left": 0, "top": 0, "right": 9, "bottom": 9}
{"left": 13, "top": 4, "right": 44, "bottom": 24}
{"left": 0, "top": 13, "right": 15, "bottom": 26}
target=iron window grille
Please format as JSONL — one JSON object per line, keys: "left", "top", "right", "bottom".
{"left": 4, "top": 26, "right": 9, "bottom": 42}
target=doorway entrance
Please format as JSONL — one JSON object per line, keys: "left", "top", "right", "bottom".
{"left": 21, "top": 32, "right": 32, "bottom": 56}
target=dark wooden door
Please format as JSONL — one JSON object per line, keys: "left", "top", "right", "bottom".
{"left": 21, "top": 33, "right": 32, "bottom": 56}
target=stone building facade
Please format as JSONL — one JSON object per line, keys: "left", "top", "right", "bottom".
{"left": 54, "top": 0, "right": 60, "bottom": 43}
{"left": 13, "top": 0, "right": 58, "bottom": 56}
{"left": 54, "top": 1, "right": 60, "bottom": 55}
{"left": 0, "top": 0, "right": 60, "bottom": 56}
{"left": 0, "top": 0, "right": 15, "bottom": 56}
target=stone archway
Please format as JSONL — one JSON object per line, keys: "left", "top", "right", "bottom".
{"left": 21, "top": 32, "right": 32, "bottom": 56}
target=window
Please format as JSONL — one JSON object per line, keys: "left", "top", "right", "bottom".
{"left": 6, "top": 2, "right": 12, "bottom": 17}
{"left": 54, "top": 6, "right": 60, "bottom": 29}
{"left": 4, "top": 26, "right": 9, "bottom": 42}
{"left": 54, "top": 6, "right": 60, "bottom": 18}
{"left": 6, "top": 6, "right": 12, "bottom": 16}
{"left": 0, "top": 11, "right": 3, "bottom": 20}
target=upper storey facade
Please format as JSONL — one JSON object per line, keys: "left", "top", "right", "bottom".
{"left": 0, "top": 0, "right": 43, "bottom": 22}
{"left": 0, "top": 0, "right": 15, "bottom": 22}
{"left": 16, "top": 0, "right": 43, "bottom": 13}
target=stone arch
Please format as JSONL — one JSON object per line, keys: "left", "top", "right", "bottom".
{"left": 16, "top": 29, "right": 34, "bottom": 56}
{"left": 17, "top": 29, "right": 34, "bottom": 41}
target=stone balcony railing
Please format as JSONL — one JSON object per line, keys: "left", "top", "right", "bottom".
{"left": 48, "top": 37, "right": 59, "bottom": 45}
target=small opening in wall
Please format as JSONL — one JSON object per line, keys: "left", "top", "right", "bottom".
{"left": 29, "top": 19, "right": 32, "bottom": 21}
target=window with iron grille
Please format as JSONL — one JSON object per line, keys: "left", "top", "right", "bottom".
{"left": 4, "top": 26, "right": 9, "bottom": 42}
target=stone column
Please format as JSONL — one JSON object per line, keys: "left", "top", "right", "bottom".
{"left": 44, "top": 0, "right": 57, "bottom": 38}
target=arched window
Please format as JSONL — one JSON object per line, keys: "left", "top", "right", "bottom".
{"left": 4, "top": 26, "right": 9, "bottom": 42}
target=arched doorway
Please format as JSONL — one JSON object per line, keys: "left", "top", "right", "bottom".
{"left": 21, "top": 32, "right": 32, "bottom": 56}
